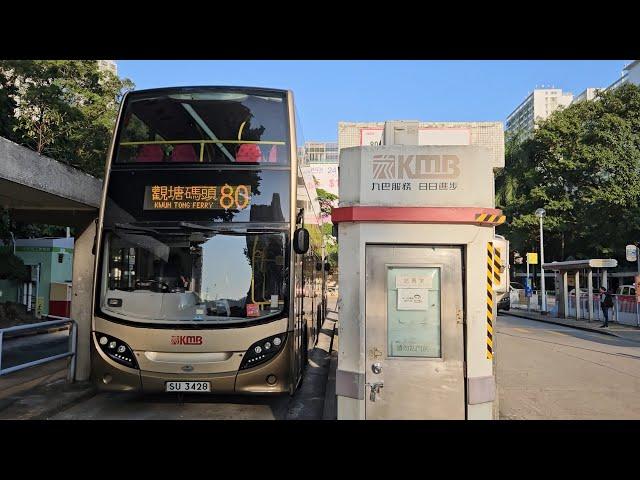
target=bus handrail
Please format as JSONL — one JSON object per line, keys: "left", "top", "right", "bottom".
{"left": 0, "top": 317, "right": 77, "bottom": 382}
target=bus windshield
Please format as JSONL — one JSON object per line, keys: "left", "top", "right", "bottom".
{"left": 100, "top": 228, "right": 288, "bottom": 324}
{"left": 115, "top": 89, "right": 290, "bottom": 165}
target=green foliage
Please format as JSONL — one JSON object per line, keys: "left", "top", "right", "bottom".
{"left": 0, "top": 60, "right": 133, "bottom": 178}
{"left": 0, "top": 250, "right": 29, "bottom": 281}
{"left": 497, "top": 84, "right": 640, "bottom": 264}
{"left": 313, "top": 189, "right": 339, "bottom": 268}
{"left": 0, "top": 60, "right": 133, "bottom": 237}
{"left": 321, "top": 222, "right": 338, "bottom": 268}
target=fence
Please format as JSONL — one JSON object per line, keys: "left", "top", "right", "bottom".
{"left": 510, "top": 290, "right": 640, "bottom": 326}
{"left": 0, "top": 317, "right": 77, "bottom": 380}
{"left": 510, "top": 289, "right": 556, "bottom": 313}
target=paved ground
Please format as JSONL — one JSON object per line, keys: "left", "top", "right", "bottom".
{"left": 497, "top": 312, "right": 640, "bottom": 419}
{"left": 0, "top": 298, "right": 337, "bottom": 420}
{"left": 508, "top": 306, "right": 640, "bottom": 343}
{"left": 1, "top": 330, "right": 69, "bottom": 369}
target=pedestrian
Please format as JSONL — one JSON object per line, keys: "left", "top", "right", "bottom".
{"left": 599, "top": 286, "right": 613, "bottom": 328}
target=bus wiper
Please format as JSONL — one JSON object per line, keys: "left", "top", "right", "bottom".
{"left": 114, "top": 223, "right": 160, "bottom": 235}
{"left": 178, "top": 222, "right": 218, "bottom": 232}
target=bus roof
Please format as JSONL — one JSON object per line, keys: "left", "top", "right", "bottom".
{"left": 124, "top": 86, "right": 290, "bottom": 98}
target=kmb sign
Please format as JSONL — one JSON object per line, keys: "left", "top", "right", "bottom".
{"left": 339, "top": 145, "right": 495, "bottom": 208}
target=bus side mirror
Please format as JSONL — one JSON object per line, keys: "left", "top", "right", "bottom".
{"left": 293, "top": 228, "right": 309, "bottom": 255}
{"left": 324, "top": 262, "right": 331, "bottom": 273}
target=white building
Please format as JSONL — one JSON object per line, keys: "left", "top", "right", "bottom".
{"left": 572, "top": 87, "right": 602, "bottom": 104}
{"left": 506, "top": 88, "right": 573, "bottom": 133}
{"left": 607, "top": 60, "right": 640, "bottom": 90}
{"left": 302, "top": 141, "right": 338, "bottom": 165}
{"left": 299, "top": 141, "right": 339, "bottom": 206}
{"left": 338, "top": 121, "right": 504, "bottom": 167}
{"left": 298, "top": 141, "right": 339, "bottom": 196}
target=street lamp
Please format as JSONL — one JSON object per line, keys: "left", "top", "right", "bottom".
{"left": 535, "top": 208, "right": 547, "bottom": 313}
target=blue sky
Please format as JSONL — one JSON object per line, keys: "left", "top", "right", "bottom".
{"left": 117, "top": 60, "right": 628, "bottom": 142}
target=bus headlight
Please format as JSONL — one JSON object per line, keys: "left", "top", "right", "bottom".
{"left": 239, "top": 333, "right": 287, "bottom": 370}
{"left": 95, "top": 332, "right": 139, "bottom": 369}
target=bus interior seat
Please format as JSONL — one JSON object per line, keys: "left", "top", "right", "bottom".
{"left": 135, "top": 145, "right": 164, "bottom": 162}
{"left": 170, "top": 144, "right": 197, "bottom": 162}
{"left": 268, "top": 145, "right": 278, "bottom": 163}
{"left": 236, "top": 144, "right": 262, "bottom": 163}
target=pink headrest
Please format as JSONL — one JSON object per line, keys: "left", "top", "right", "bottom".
{"left": 236, "top": 144, "right": 262, "bottom": 163}
{"left": 171, "top": 144, "right": 197, "bottom": 163}
{"left": 135, "top": 145, "right": 164, "bottom": 162}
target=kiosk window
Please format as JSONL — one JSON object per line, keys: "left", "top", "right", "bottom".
{"left": 386, "top": 267, "right": 441, "bottom": 358}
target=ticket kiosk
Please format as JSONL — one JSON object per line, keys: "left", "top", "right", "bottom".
{"left": 332, "top": 124, "right": 505, "bottom": 419}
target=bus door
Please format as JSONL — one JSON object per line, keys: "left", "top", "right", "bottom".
{"left": 294, "top": 250, "right": 305, "bottom": 376}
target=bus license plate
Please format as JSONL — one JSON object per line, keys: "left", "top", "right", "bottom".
{"left": 165, "top": 381, "right": 211, "bottom": 392}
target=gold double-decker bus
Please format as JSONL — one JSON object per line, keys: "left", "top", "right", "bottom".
{"left": 91, "top": 86, "right": 327, "bottom": 394}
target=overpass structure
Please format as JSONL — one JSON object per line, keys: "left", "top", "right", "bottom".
{"left": 1, "top": 136, "right": 102, "bottom": 380}
{"left": 0, "top": 136, "right": 102, "bottom": 225}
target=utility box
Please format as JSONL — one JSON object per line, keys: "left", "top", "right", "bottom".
{"left": 332, "top": 137, "right": 504, "bottom": 420}
{"left": 49, "top": 281, "right": 72, "bottom": 317}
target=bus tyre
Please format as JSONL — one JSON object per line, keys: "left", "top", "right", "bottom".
{"left": 302, "top": 326, "right": 309, "bottom": 371}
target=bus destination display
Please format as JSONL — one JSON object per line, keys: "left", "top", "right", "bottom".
{"left": 143, "top": 185, "right": 251, "bottom": 210}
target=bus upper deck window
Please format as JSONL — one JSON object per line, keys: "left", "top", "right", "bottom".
{"left": 135, "top": 145, "right": 163, "bottom": 163}
{"left": 170, "top": 144, "right": 197, "bottom": 163}
{"left": 236, "top": 144, "right": 262, "bottom": 163}
{"left": 268, "top": 145, "right": 279, "bottom": 163}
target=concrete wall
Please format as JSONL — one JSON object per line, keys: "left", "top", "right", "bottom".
{"left": 0, "top": 136, "right": 102, "bottom": 210}
{"left": 70, "top": 220, "right": 97, "bottom": 381}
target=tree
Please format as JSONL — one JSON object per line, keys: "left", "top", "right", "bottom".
{"left": 0, "top": 61, "right": 133, "bottom": 240}
{"left": 0, "top": 60, "right": 133, "bottom": 177}
{"left": 316, "top": 188, "right": 338, "bottom": 222}
{"left": 314, "top": 188, "right": 339, "bottom": 270}
{"left": 0, "top": 250, "right": 29, "bottom": 281}
{"left": 497, "top": 84, "right": 640, "bottom": 266}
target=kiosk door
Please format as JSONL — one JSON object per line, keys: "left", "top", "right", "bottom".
{"left": 365, "top": 245, "right": 465, "bottom": 419}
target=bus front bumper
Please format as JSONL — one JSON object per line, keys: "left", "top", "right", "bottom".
{"left": 91, "top": 342, "right": 292, "bottom": 395}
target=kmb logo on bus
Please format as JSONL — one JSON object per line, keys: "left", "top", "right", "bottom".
{"left": 372, "top": 154, "right": 461, "bottom": 180}
{"left": 171, "top": 335, "right": 203, "bottom": 345}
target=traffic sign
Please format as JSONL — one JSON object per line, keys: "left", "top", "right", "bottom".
{"left": 526, "top": 252, "right": 538, "bottom": 265}
{"left": 626, "top": 244, "right": 637, "bottom": 262}
{"left": 525, "top": 278, "right": 533, "bottom": 297}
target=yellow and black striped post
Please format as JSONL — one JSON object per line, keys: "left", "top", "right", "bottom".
{"left": 487, "top": 242, "right": 495, "bottom": 360}
{"left": 476, "top": 213, "right": 506, "bottom": 225}
{"left": 493, "top": 245, "right": 502, "bottom": 288}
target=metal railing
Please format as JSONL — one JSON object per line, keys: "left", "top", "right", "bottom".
{"left": 510, "top": 289, "right": 556, "bottom": 313}
{"left": 0, "top": 317, "right": 77, "bottom": 381}
{"left": 612, "top": 295, "right": 640, "bottom": 327}
{"left": 511, "top": 290, "right": 640, "bottom": 327}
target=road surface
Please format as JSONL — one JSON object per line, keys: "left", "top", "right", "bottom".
{"left": 497, "top": 312, "right": 640, "bottom": 419}
{"left": 50, "top": 298, "right": 338, "bottom": 420}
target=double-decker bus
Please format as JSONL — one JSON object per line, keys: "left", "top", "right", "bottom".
{"left": 91, "top": 86, "right": 327, "bottom": 395}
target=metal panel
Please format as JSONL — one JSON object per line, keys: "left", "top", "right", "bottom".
{"left": 336, "top": 369, "right": 365, "bottom": 400}
{"left": 467, "top": 376, "right": 495, "bottom": 405}
{"left": 364, "top": 245, "right": 465, "bottom": 419}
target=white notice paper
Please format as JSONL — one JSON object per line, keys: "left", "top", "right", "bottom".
{"left": 396, "top": 275, "right": 433, "bottom": 289}
{"left": 271, "top": 295, "right": 279, "bottom": 309}
{"left": 397, "top": 288, "right": 429, "bottom": 311}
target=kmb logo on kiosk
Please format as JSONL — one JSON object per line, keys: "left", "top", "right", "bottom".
{"left": 170, "top": 335, "right": 203, "bottom": 345}
{"left": 372, "top": 154, "right": 461, "bottom": 180}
